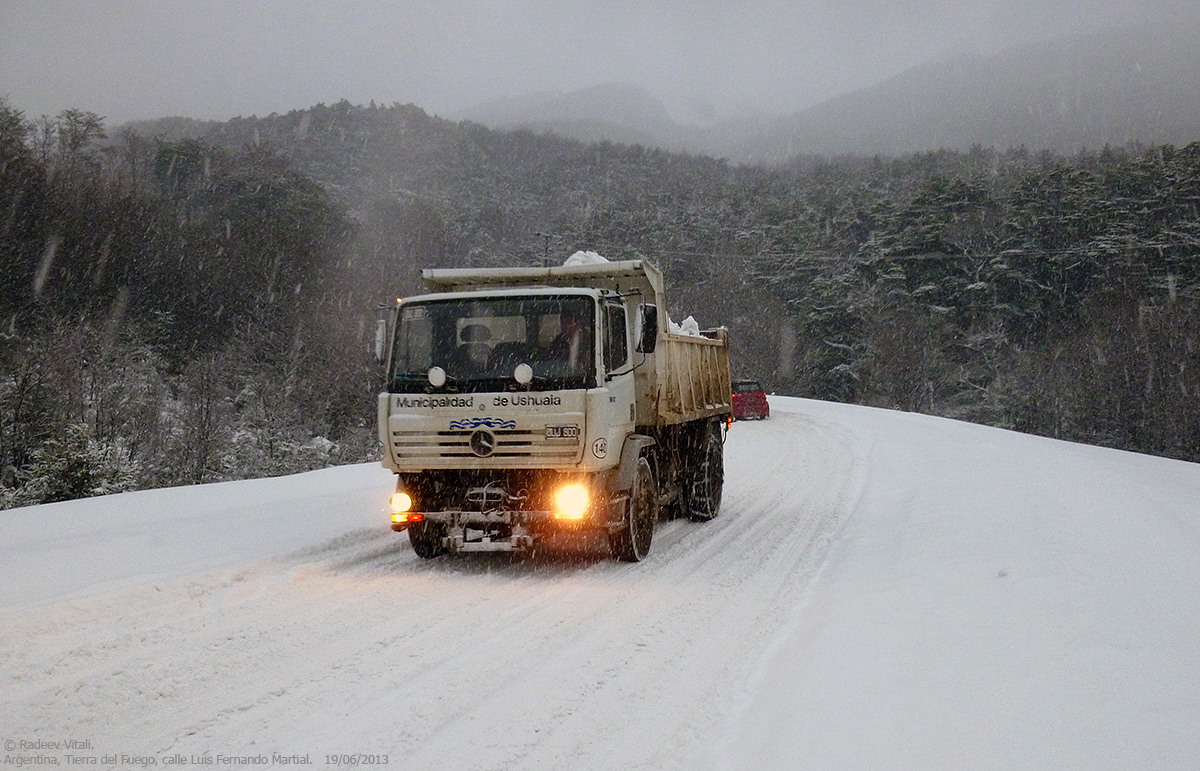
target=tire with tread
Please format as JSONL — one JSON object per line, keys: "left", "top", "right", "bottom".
{"left": 686, "top": 422, "right": 724, "bottom": 522}
{"left": 609, "top": 456, "right": 658, "bottom": 562}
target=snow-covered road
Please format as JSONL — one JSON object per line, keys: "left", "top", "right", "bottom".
{"left": 3, "top": 398, "right": 1199, "bottom": 770}
{"left": 1, "top": 402, "right": 866, "bottom": 769}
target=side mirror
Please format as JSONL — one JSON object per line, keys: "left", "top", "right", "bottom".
{"left": 637, "top": 303, "right": 658, "bottom": 354}
{"left": 374, "top": 318, "right": 388, "bottom": 364}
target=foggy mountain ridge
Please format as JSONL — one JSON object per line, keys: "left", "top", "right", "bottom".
{"left": 454, "top": 82, "right": 740, "bottom": 155}
{"left": 740, "top": 20, "right": 1200, "bottom": 160}
{"left": 449, "top": 21, "right": 1200, "bottom": 162}
{"left": 452, "top": 82, "right": 726, "bottom": 155}
{"left": 458, "top": 82, "right": 678, "bottom": 136}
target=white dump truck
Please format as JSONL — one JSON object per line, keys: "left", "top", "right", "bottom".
{"left": 376, "top": 258, "right": 732, "bottom": 561}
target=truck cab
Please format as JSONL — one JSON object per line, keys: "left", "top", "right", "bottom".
{"left": 382, "top": 286, "right": 638, "bottom": 471}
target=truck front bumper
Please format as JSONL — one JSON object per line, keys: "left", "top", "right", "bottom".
{"left": 393, "top": 499, "right": 629, "bottom": 552}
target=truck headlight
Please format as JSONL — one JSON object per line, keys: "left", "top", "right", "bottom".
{"left": 391, "top": 492, "right": 424, "bottom": 525}
{"left": 554, "top": 484, "right": 589, "bottom": 519}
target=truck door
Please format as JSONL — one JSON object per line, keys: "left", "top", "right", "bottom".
{"left": 603, "top": 300, "right": 637, "bottom": 430}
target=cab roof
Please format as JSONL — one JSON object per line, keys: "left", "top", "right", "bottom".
{"left": 421, "top": 259, "right": 664, "bottom": 300}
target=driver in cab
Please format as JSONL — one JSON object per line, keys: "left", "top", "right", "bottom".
{"left": 549, "top": 310, "right": 588, "bottom": 372}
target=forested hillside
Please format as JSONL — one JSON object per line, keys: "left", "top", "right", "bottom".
{"left": 2, "top": 97, "right": 1198, "bottom": 506}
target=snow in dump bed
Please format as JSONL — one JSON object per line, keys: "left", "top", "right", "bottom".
{"left": 559, "top": 250, "right": 704, "bottom": 337}
{"left": 668, "top": 314, "right": 702, "bottom": 337}
{"left": 3, "top": 397, "right": 1200, "bottom": 769}
{"left": 563, "top": 250, "right": 609, "bottom": 265}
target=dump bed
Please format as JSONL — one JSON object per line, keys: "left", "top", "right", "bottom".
{"left": 656, "top": 328, "right": 732, "bottom": 425}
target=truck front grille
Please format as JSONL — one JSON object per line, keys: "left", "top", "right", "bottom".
{"left": 390, "top": 428, "right": 580, "bottom": 462}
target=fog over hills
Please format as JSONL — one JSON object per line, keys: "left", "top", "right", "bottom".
{"left": 455, "top": 21, "right": 1200, "bottom": 162}
{"left": 458, "top": 83, "right": 680, "bottom": 146}
{"left": 744, "top": 20, "right": 1200, "bottom": 159}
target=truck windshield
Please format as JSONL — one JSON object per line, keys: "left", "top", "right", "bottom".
{"left": 389, "top": 294, "right": 596, "bottom": 393}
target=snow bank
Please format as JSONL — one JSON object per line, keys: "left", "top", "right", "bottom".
{"left": 0, "top": 463, "right": 394, "bottom": 607}
{"left": 563, "top": 250, "right": 609, "bottom": 266}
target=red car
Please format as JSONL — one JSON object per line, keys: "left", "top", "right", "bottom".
{"left": 732, "top": 379, "right": 770, "bottom": 420}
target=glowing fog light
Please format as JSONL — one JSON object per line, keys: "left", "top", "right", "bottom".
{"left": 554, "top": 484, "right": 589, "bottom": 520}
{"left": 390, "top": 492, "right": 413, "bottom": 513}
{"left": 391, "top": 511, "right": 424, "bottom": 524}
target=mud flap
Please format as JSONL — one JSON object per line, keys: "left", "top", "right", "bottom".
{"left": 616, "top": 434, "right": 657, "bottom": 493}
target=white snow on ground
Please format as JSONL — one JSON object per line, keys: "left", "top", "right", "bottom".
{"left": 2, "top": 397, "right": 1199, "bottom": 769}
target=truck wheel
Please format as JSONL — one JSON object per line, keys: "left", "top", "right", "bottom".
{"left": 609, "top": 457, "right": 658, "bottom": 562}
{"left": 687, "top": 424, "right": 724, "bottom": 521}
{"left": 408, "top": 520, "right": 448, "bottom": 559}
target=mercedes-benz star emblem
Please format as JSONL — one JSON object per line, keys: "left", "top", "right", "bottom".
{"left": 470, "top": 429, "right": 497, "bottom": 457}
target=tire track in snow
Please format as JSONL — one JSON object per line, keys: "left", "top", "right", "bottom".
{"left": 0, "top": 402, "right": 867, "bottom": 770}
{"left": 217, "top": 405, "right": 865, "bottom": 768}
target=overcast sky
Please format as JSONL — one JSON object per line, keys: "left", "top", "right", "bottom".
{"left": 1, "top": 0, "right": 1195, "bottom": 126}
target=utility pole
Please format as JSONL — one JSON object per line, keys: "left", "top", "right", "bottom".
{"left": 534, "top": 231, "right": 555, "bottom": 267}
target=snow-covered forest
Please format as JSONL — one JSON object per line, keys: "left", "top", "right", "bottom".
{"left": 3, "top": 97, "right": 1199, "bottom": 506}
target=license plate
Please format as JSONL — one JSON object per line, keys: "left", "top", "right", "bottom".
{"left": 545, "top": 425, "right": 580, "bottom": 439}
